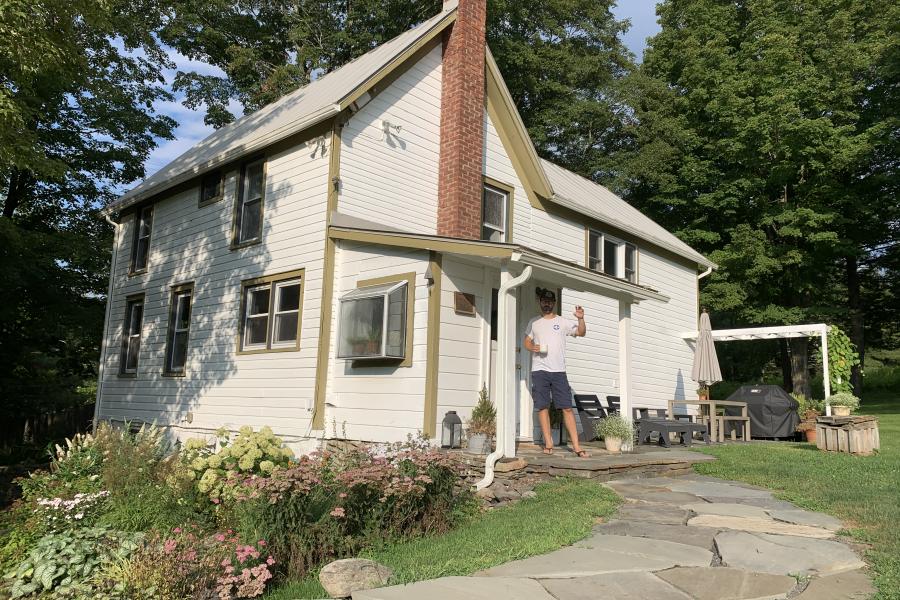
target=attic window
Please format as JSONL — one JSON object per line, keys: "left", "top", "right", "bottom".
{"left": 482, "top": 184, "right": 508, "bottom": 242}
{"left": 588, "top": 229, "right": 638, "bottom": 283}
{"left": 199, "top": 171, "right": 223, "bottom": 207}
{"left": 338, "top": 281, "right": 409, "bottom": 361}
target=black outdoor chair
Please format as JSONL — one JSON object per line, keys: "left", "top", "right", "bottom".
{"left": 632, "top": 406, "right": 711, "bottom": 447}
{"left": 605, "top": 395, "right": 621, "bottom": 415}
{"left": 573, "top": 394, "right": 609, "bottom": 442}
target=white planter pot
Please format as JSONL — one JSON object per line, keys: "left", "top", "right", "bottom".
{"left": 832, "top": 406, "right": 852, "bottom": 417}
{"left": 467, "top": 433, "right": 490, "bottom": 454}
{"left": 604, "top": 437, "right": 623, "bottom": 453}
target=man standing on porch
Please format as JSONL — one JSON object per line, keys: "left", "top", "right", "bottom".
{"left": 524, "top": 288, "right": 589, "bottom": 457}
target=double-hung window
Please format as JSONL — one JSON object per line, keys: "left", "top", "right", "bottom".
{"left": 199, "top": 171, "right": 223, "bottom": 207}
{"left": 587, "top": 229, "right": 638, "bottom": 283}
{"left": 130, "top": 205, "right": 153, "bottom": 273}
{"left": 119, "top": 296, "right": 144, "bottom": 375}
{"left": 337, "top": 273, "right": 414, "bottom": 365}
{"left": 164, "top": 284, "right": 194, "bottom": 375}
{"left": 233, "top": 159, "right": 265, "bottom": 246}
{"left": 482, "top": 182, "right": 510, "bottom": 243}
{"left": 239, "top": 270, "right": 304, "bottom": 352}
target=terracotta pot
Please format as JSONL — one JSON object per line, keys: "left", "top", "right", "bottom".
{"left": 804, "top": 428, "right": 817, "bottom": 443}
{"left": 832, "top": 406, "right": 852, "bottom": 417}
{"left": 604, "top": 437, "right": 623, "bottom": 453}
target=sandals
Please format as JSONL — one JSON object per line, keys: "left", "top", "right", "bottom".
{"left": 542, "top": 446, "right": 554, "bottom": 455}
{"left": 575, "top": 450, "right": 591, "bottom": 458}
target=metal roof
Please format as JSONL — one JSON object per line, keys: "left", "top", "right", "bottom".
{"left": 104, "top": 3, "right": 458, "bottom": 215}
{"left": 540, "top": 159, "right": 715, "bottom": 269}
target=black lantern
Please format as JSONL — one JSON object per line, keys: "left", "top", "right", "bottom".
{"left": 441, "top": 411, "right": 463, "bottom": 449}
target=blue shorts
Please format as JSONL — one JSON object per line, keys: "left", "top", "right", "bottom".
{"left": 531, "top": 371, "right": 573, "bottom": 410}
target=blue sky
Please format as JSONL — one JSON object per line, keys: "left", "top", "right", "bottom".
{"left": 142, "top": 1, "right": 661, "bottom": 180}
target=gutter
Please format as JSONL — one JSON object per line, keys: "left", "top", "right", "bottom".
{"left": 698, "top": 266, "right": 713, "bottom": 280}
{"left": 475, "top": 265, "right": 532, "bottom": 491}
{"left": 93, "top": 214, "right": 120, "bottom": 429}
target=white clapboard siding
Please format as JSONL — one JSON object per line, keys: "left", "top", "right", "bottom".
{"left": 339, "top": 43, "right": 442, "bottom": 233}
{"left": 434, "top": 257, "right": 488, "bottom": 434}
{"left": 97, "top": 137, "right": 331, "bottom": 443}
{"left": 326, "top": 242, "right": 430, "bottom": 442}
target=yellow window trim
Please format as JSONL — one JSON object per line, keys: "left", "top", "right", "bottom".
{"left": 483, "top": 175, "right": 515, "bottom": 244}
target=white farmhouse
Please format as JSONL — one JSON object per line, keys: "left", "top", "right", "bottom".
{"left": 96, "top": 0, "right": 714, "bottom": 455}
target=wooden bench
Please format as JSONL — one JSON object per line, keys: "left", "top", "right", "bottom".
{"left": 633, "top": 407, "right": 710, "bottom": 447}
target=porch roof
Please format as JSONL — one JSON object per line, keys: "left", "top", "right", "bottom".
{"left": 329, "top": 224, "right": 670, "bottom": 304}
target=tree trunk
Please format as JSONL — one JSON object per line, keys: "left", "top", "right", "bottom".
{"left": 846, "top": 255, "right": 865, "bottom": 395}
{"left": 779, "top": 339, "right": 793, "bottom": 392}
{"left": 2, "top": 168, "right": 31, "bottom": 219}
{"left": 789, "top": 337, "right": 811, "bottom": 398}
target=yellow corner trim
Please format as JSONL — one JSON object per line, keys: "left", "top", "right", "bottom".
{"left": 423, "top": 252, "right": 443, "bottom": 437}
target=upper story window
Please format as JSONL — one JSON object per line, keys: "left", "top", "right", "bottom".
{"left": 164, "top": 283, "right": 193, "bottom": 376}
{"left": 588, "top": 229, "right": 638, "bottom": 283}
{"left": 119, "top": 295, "right": 144, "bottom": 375}
{"left": 482, "top": 180, "right": 512, "bottom": 243}
{"left": 239, "top": 270, "right": 304, "bottom": 353}
{"left": 199, "top": 171, "right": 223, "bottom": 207}
{"left": 233, "top": 159, "right": 265, "bottom": 247}
{"left": 337, "top": 273, "right": 415, "bottom": 365}
{"left": 130, "top": 205, "right": 153, "bottom": 273}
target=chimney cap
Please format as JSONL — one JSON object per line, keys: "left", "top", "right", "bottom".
{"left": 442, "top": 0, "right": 458, "bottom": 10}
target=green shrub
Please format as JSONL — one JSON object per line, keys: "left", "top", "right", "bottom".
{"left": 179, "top": 426, "right": 294, "bottom": 505}
{"left": 3, "top": 527, "right": 142, "bottom": 598}
{"left": 230, "top": 438, "right": 472, "bottom": 579}
{"left": 791, "top": 393, "right": 824, "bottom": 418}
{"left": 467, "top": 385, "right": 496, "bottom": 436}
{"left": 827, "top": 392, "right": 861, "bottom": 411}
{"left": 595, "top": 414, "right": 633, "bottom": 440}
{"left": 19, "top": 433, "right": 103, "bottom": 502}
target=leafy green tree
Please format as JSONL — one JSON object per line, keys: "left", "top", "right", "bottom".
{"left": 161, "top": 0, "right": 634, "bottom": 176}
{"left": 613, "top": 0, "right": 899, "bottom": 395}
{"left": 0, "top": 0, "right": 176, "bottom": 447}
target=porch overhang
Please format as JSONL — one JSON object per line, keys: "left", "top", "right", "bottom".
{"left": 328, "top": 225, "right": 668, "bottom": 304}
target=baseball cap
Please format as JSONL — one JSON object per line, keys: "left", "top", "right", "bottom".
{"left": 537, "top": 288, "right": 556, "bottom": 301}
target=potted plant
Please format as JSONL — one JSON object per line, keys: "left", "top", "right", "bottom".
{"left": 595, "top": 414, "right": 633, "bottom": 454}
{"left": 466, "top": 385, "right": 495, "bottom": 454}
{"left": 827, "top": 392, "right": 860, "bottom": 417}
{"left": 697, "top": 386, "right": 710, "bottom": 401}
{"left": 792, "top": 393, "right": 821, "bottom": 442}
{"left": 796, "top": 416, "right": 818, "bottom": 443}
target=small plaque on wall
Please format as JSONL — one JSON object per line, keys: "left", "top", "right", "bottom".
{"left": 454, "top": 292, "right": 476, "bottom": 316}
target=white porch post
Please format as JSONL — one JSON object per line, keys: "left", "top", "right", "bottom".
{"left": 822, "top": 328, "right": 832, "bottom": 416}
{"left": 618, "top": 299, "right": 633, "bottom": 449}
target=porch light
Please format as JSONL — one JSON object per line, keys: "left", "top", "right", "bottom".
{"left": 441, "top": 411, "right": 463, "bottom": 449}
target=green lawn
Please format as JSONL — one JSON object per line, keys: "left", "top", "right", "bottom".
{"left": 265, "top": 478, "right": 621, "bottom": 599}
{"left": 693, "top": 389, "right": 900, "bottom": 600}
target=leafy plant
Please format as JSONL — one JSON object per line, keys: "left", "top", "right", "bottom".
{"left": 19, "top": 432, "right": 103, "bottom": 502}
{"left": 827, "top": 392, "right": 861, "bottom": 411}
{"left": 180, "top": 426, "right": 294, "bottom": 505}
{"left": 595, "top": 415, "right": 633, "bottom": 441}
{"left": 4, "top": 527, "right": 142, "bottom": 598}
{"left": 467, "top": 385, "right": 496, "bottom": 437}
{"left": 822, "top": 326, "right": 861, "bottom": 394}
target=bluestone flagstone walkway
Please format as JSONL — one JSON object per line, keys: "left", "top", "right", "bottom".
{"left": 354, "top": 473, "right": 875, "bottom": 600}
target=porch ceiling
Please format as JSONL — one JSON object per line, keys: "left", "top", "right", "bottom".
{"left": 329, "top": 225, "right": 669, "bottom": 304}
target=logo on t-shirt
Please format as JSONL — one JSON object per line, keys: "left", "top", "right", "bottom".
{"left": 553, "top": 324, "right": 560, "bottom": 330}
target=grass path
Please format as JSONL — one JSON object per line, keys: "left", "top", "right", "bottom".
{"left": 265, "top": 478, "right": 620, "bottom": 599}
{"left": 693, "top": 390, "right": 899, "bottom": 600}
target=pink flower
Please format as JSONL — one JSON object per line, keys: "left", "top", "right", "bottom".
{"left": 212, "top": 498, "right": 221, "bottom": 504}
{"left": 163, "top": 539, "right": 177, "bottom": 554}
{"left": 173, "top": 527, "right": 182, "bottom": 534}
{"left": 221, "top": 559, "right": 230, "bottom": 567}
{"left": 266, "top": 556, "right": 275, "bottom": 566}
{"left": 330, "top": 507, "right": 346, "bottom": 518}
{"left": 215, "top": 533, "right": 226, "bottom": 542}
{"left": 258, "top": 540, "right": 266, "bottom": 547}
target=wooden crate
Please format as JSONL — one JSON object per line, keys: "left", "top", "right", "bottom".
{"left": 815, "top": 416, "right": 880, "bottom": 456}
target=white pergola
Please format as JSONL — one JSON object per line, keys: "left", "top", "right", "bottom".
{"left": 680, "top": 323, "right": 834, "bottom": 416}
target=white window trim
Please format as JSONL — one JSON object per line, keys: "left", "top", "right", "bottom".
{"left": 588, "top": 229, "right": 638, "bottom": 283}
{"left": 243, "top": 283, "right": 271, "bottom": 350}
{"left": 121, "top": 299, "right": 143, "bottom": 374}
{"left": 482, "top": 184, "right": 508, "bottom": 242}
{"left": 271, "top": 279, "right": 302, "bottom": 348}
{"left": 236, "top": 159, "right": 264, "bottom": 245}
{"left": 167, "top": 289, "right": 192, "bottom": 374}
{"left": 131, "top": 205, "right": 153, "bottom": 272}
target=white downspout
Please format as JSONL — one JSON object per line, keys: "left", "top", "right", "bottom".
{"left": 698, "top": 266, "right": 713, "bottom": 280}
{"left": 93, "top": 214, "right": 120, "bottom": 429}
{"left": 475, "top": 265, "right": 532, "bottom": 491}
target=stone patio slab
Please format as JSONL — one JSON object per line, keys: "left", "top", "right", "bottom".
{"left": 690, "top": 514, "right": 834, "bottom": 539}
{"left": 656, "top": 567, "right": 795, "bottom": 600}
{"left": 682, "top": 502, "right": 771, "bottom": 519}
{"left": 625, "top": 489, "right": 710, "bottom": 505}
{"left": 616, "top": 503, "right": 690, "bottom": 525}
{"left": 699, "top": 496, "right": 800, "bottom": 511}
{"left": 592, "top": 520, "right": 719, "bottom": 550}
{"left": 715, "top": 531, "right": 866, "bottom": 576}
{"left": 352, "top": 576, "right": 555, "bottom": 600}
{"left": 477, "top": 535, "right": 712, "bottom": 579}
{"left": 667, "top": 480, "right": 774, "bottom": 500}
{"left": 539, "top": 572, "right": 692, "bottom": 600}
{"left": 795, "top": 569, "right": 876, "bottom": 599}
{"left": 769, "top": 509, "right": 843, "bottom": 531}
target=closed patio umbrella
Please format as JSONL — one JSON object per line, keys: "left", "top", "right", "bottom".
{"left": 692, "top": 310, "right": 722, "bottom": 387}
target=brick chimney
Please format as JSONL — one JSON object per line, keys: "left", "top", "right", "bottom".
{"left": 436, "top": 0, "right": 486, "bottom": 239}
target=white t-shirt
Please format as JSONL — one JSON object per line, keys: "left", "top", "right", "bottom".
{"left": 525, "top": 315, "right": 579, "bottom": 373}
